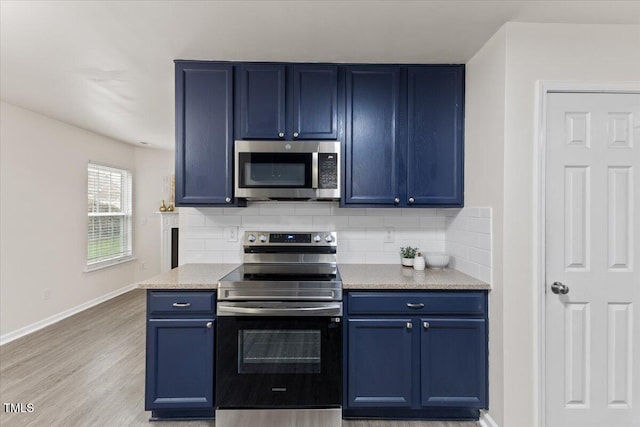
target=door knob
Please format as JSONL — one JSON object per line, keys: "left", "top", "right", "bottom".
{"left": 551, "top": 281, "right": 569, "bottom": 295}
{"left": 278, "top": 132, "right": 285, "bottom": 138}
{"left": 394, "top": 198, "right": 400, "bottom": 204}
{"left": 293, "top": 132, "right": 299, "bottom": 138}
{"left": 408, "top": 197, "right": 415, "bottom": 204}
{"left": 406, "top": 322, "right": 413, "bottom": 329}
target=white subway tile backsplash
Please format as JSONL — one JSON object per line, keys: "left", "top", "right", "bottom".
{"left": 478, "top": 265, "right": 492, "bottom": 283}
{"left": 187, "top": 214, "right": 206, "bottom": 228}
{"left": 312, "top": 216, "right": 349, "bottom": 228}
{"left": 468, "top": 217, "right": 491, "bottom": 234}
{"left": 477, "top": 233, "right": 491, "bottom": 250}
{"left": 295, "top": 203, "right": 332, "bottom": 216}
{"left": 468, "top": 247, "right": 491, "bottom": 267}
{"left": 383, "top": 216, "right": 419, "bottom": 228}
{"left": 349, "top": 216, "right": 384, "bottom": 227}
{"left": 205, "top": 215, "right": 242, "bottom": 227}
{"left": 419, "top": 216, "right": 447, "bottom": 228}
{"left": 179, "top": 205, "right": 492, "bottom": 284}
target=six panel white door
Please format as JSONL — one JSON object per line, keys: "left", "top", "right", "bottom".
{"left": 546, "top": 92, "right": 640, "bottom": 427}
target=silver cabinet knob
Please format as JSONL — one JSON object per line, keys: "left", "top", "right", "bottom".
{"left": 408, "top": 197, "right": 415, "bottom": 204}
{"left": 293, "top": 132, "right": 299, "bottom": 138}
{"left": 406, "top": 322, "right": 413, "bottom": 329}
{"left": 206, "top": 322, "right": 213, "bottom": 329}
{"left": 172, "top": 302, "right": 191, "bottom": 308}
{"left": 551, "top": 281, "right": 570, "bottom": 295}
{"left": 225, "top": 197, "right": 231, "bottom": 203}
{"left": 423, "top": 321, "right": 430, "bottom": 329}
{"left": 278, "top": 132, "right": 285, "bottom": 138}
{"left": 394, "top": 198, "right": 400, "bottom": 204}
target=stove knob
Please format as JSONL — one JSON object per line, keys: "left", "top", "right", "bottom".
{"left": 259, "top": 234, "right": 268, "bottom": 243}
{"left": 314, "top": 235, "right": 322, "bottom": 243}
{"left": 325, "top": 234, "right": 333, "bottom": 243}
{"left": 247, "top": 234, "right": 256, "bottom": 243}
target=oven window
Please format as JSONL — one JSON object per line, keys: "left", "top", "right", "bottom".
{"left": 238, "top": 330, "right": 321, "bottom": 374}
{"left": 238, "top": 153, "right": 311, "bottom": 188}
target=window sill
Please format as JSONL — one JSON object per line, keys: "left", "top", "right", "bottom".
{"left": 85, "top": 256, "right": 136, "bottom": 273}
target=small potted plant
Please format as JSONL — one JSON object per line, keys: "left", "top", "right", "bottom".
{"left": 400, "top": 246, "right": 418, "bottom": 267}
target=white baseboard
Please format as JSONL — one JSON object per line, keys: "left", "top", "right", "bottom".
{"left": 479, "top": 410, "right": 500, "bottom": 427}
{"left": 0, "top": 283, "right": 137, "bottom": 346}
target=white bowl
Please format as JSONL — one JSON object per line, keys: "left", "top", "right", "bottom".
{"left": 425, "top": 253, "right": 450, "bottom": 269}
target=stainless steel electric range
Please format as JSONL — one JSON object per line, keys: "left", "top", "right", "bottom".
{"left": 216, "top": 231, "right": 342, "bottom": 427}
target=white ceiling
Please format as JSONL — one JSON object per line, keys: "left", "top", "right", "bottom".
{"left": 2, "top": 1, "right": 639, "bottom": 150}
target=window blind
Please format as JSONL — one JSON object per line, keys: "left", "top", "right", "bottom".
{"left": 87, "top": 162, "right": 132, "bottom": 267}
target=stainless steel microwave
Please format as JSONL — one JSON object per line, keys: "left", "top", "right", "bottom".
{"left": 234, "top": 140, "right": 340, "bottom": 201}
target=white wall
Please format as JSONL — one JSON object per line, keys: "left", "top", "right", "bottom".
{"left": 133, "top": 147, "right": 174, "bottom": 282}
{"left": 0, "top": 102, "right": 171, "bottom": 341}
{"left": 0, "top": 102, "right": 138, "bottom": 339}
{"left": 465, "top": 25, "right": 507, "bottom": 426}
{"left": 500, "top": 23, "right": 640, "bottom": 427}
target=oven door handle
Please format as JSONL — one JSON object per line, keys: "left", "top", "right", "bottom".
{"left": 217, "top": 303, "right": 342, "bottom": 316}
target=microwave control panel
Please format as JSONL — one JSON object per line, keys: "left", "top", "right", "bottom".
{"left": 318, "top": 153, "right": 338, "bottom": 189}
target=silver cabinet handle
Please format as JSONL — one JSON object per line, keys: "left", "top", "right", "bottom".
{"left": 278, "top": 132, "right": 285, "bottom": 138}
{"left": 293, "top": 132, "right": 299, "bottom": 138}
{"left": 408, "top": 197, "right": 415, "bottom": 204}
{"left": 406, "top": 303, "right": 425, "bottom": 309}
{"left": 172, "top": 302, "right": 191, "bottom": 308}
{"left": 406, "top": 322, "right": 413, "bottom": 329}
{"left": 423, "top": 321, "right": 430, "bottom": 329}
{"left": 394, "top": 197, "right": 400, "bottom": 204}
{"left": 551, "top": 281, "right": 569, "bottom": 295}
{"left": 225, "top": 197, "right": 231, "bottom": 203}
{"left": 206, "top": 321, "right": 213, "bottom": 329}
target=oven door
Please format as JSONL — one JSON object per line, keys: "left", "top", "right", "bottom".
{"left": 216, "top": 315, "right": 342, "bottom": 408}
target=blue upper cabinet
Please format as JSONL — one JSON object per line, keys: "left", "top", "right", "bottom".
{"left": 345, "top": 66, "right": 402, "bottom": 205}
{"left": 237, "top": 64, "right": 286, "bottom": 139}
{"left": 175, "top": 62, "right": 242, "bottom": 206}
{"left": 292, "top": 65, "right": 339, "bottom": 140}
{"left": 344, "top": 65, "right": 464, "bottom": 208}
{"left": 406, "top": 66, "right": 464, "bottom": 206}
{"left": 237, "top": 63, "right": 338, "bottom": 140}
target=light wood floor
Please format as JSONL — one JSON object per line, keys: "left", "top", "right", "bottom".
{"left": 0, "top": 289, "right": 478, "bottom": 427}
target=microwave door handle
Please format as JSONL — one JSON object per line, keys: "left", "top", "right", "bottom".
{"left": 312, "top": 152, "right": 319, "bottom": 189}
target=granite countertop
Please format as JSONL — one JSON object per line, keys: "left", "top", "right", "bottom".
{"left": 137, "top": 263, "right": 489, "bottom": 290}
{"left": 136, "top": 263, "right": 238, "bottom": 289}
{"left": 338, "top": 264, "right": 489, "bottom": 290}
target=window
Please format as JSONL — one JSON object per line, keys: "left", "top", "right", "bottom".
{"left": 87, "top": 162, "right": 132, "bottom": 270}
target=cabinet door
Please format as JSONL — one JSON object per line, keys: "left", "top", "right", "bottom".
{"left": 406, "top": 66, "right": 464, "bottom": 206}
{"left": 238, "top": 64, "right": 286, "bottom": 139}
{"left": 347, "top": 318, "right": 413, "bottom": 408}
{"left": 420, "top": 318, "right": 486, "bottom": 408}
{"left": 175, "top": 62, "right": 235, "bottom": 205}
{"left": 145, "top": 318, "right": 215, "bottom": 410}
{"left": 292, "top": 65, "right": 338, "bottom": 140}
{"left": 345, "top": 66, "right": 402, "bottom": 205}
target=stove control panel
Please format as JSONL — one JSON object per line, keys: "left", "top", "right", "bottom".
{"left": 244, "top": 231, "right": 337, "bottom": 246}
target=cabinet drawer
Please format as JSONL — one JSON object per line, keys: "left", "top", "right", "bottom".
{"left": 148, "top": 291, "right": 215, "bottom": 315}
{"left": 347, "top": 292, "right": 485, "bottom": 316}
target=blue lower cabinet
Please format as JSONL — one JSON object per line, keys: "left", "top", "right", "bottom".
{"left": 421, "top": 318, "right": 487, "bottom": 408}
{"left": 347, "top": 318, "right": 413, "bottom": 407}
{"left": 145, "top": 318, "right": 215, "bottom": 415}
{"left": 344, "top": 291, "right": 488, "bottom": 420}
